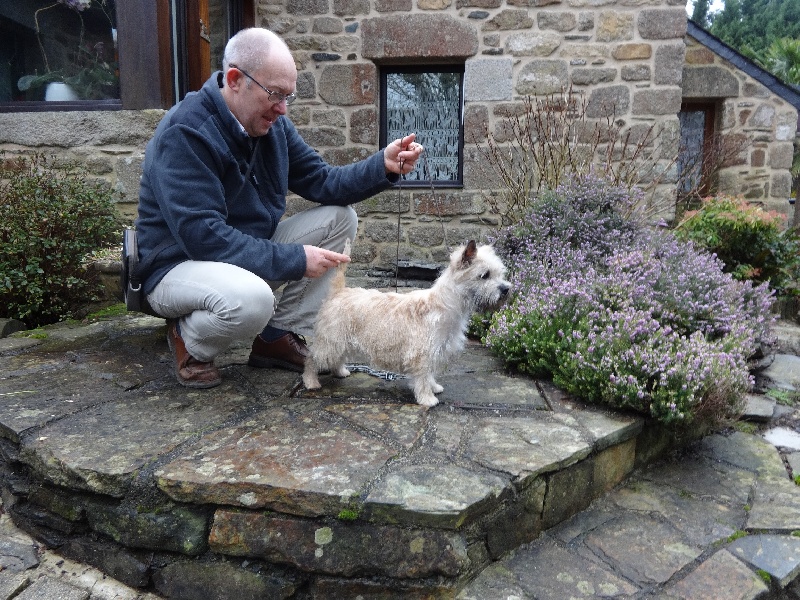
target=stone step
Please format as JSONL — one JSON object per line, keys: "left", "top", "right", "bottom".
{"left": 459, "top": 430, "right": 800, "bottom": 600}
{"left": 1, "top": 314, "right": 798, "bottom": 599}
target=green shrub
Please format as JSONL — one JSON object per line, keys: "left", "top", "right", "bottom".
{"left": 486, "top": 174, "right": 774, "bottom": 428}
{"left": 675, "top": 195, "right": 800, "bottom": 298}
{"left": 0, "top": 153, "right": 121, "bottom": 327}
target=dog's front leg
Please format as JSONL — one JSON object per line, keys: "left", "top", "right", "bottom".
{"left": 302, "top": 358, "right": 322, "bottom": 390}
{"left": 412, "top": 376, "right": 440, "bottom": 407}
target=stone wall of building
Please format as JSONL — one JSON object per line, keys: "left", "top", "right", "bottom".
{"left": 258, "top": 0, "right": 691, "bottom": 273}
{"left": 2, "top": 2, "right": 795, "bottom": 279}
{"left": 683, "top": 35, "right": 798, "bottom": 216}
{"left": 0, "top": 110, "right": 163, "bottom": 223}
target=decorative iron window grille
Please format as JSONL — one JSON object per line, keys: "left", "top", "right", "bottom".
{"left": 380, "top": 66, "right": 464, "bottom": 187}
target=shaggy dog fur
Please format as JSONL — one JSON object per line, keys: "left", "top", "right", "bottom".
{"left": 302, "top": 240, "right": 511, "bottom": 407}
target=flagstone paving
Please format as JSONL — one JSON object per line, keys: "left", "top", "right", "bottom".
{"left": 0, "top": 313, "right": 798, "bottom": 599}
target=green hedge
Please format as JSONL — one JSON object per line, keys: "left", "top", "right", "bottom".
{"left": 675, "top": 195, "right": 800, "bottom": 298}
{"left": 0, "top": 153, "right": 121, "bottom": 327}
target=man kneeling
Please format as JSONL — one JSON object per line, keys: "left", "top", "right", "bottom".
{"left": 135, "top": 27, "right": 422, "bottom": 388}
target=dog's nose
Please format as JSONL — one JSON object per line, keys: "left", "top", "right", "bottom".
{"left": 499, "top": 284, "right": 510, "bottom": 297}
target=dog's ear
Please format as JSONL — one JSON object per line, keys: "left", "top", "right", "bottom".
{"left": 460, "top": 240, "right": 478, "bottom": 266}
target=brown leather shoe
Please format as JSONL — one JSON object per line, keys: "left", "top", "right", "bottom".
{"left": 166, "top": 319, "right": 222, "bottom": 389}
{"left": 248, "top": 332, "right": 309, "bottom": 372}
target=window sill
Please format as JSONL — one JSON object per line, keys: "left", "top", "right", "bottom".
{"left": 395, "top": 180, "right": 463, "bottom": 188}
{"left": 0, "top": 99, "right": 122, "bottom": 113}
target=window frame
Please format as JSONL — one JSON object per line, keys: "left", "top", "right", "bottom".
{"left": 0, "top": 0, "right": 253, "bottom": 113}
{"left": 379, "top": 64, "right": 465, "bottom": 188}
{"left": 0, "top": 0, "right": 127, "bottom": 113}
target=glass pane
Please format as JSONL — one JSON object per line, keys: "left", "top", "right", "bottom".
{"left": 0, "top": 0, "right": 119, "bottom": 103}
{"left": 386, "top": 71, "right": 461, "bottom": 182}
{"left": 209, "top": 0, "right": 229, "bottom": 72}
{"left": 677, "top": 109, "right": 707, "bottom": 194}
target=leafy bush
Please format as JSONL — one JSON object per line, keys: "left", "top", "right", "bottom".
{"left": 0, "top": 153, "right": 121, "bottom": 327}
{"left": 675, "top": 195, "right": 800, "bottom": 297}
{"left": 486, "top": 174, "right": 774, "bottom": 427}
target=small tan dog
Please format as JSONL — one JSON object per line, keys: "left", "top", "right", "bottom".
{"left": 302, "top": 240, "right": 511, "bottom": 407}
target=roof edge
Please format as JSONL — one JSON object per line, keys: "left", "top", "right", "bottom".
{"left": 686, "top": 20, "right": 800, "bottom": 110}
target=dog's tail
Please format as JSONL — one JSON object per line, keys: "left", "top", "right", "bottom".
{"left": 329, "top": 238, "right": 351, "bottom": 294}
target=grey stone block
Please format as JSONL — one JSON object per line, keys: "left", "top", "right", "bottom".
{"left": 14, "top": 577, "right": 88, "bottom": 600}
{"left": 788, "top": 451, "right": 800, "bottom": 476}
{"left": 742, "top": 394, "right": 776, "bottom": 421}
{"left": 730, "top": 534, "right": 800, "bottom": 587}
{"left": 0, "top": 571, "right": 30, "bottom": 600}
{"left": 0, "top": 319, "right": 26, "bottom": 339}
{"left": 667, "top": 550, "right": 768, "bottom": 599}
{"left": 465, "top": 57, "right": 513, "bottom": 101}
{"left": 0, "top": 538, "right": 39, "bottom": 572}
{"left": 153, "top": 560, "right": 300, "bottom": 600}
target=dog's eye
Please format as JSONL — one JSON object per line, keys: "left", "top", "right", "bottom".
{"left": 480, "top": 271, "right": 491, "bottom": 280}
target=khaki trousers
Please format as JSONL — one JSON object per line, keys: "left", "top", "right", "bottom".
{"left": 147, "top": 205, "right": 358, "bottom": 362}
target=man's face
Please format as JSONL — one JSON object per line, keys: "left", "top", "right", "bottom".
{"left": 225, "top": 55, "right": 297, "bottom": 137}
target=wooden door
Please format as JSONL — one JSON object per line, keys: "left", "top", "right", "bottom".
{"left": 186, "top": 0, "right": 211, "bottom": 92}
{"left": 176, "top": 0, "right": 255, "bottom": 100}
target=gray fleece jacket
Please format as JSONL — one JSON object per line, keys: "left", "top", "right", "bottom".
{"left": 136, "top": 72, "right": 396, "bottom": 294}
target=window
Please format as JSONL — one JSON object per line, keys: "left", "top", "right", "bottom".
{"left": 0, "top": 0, "right": 120, "bottom": 109}
{"left": 0, "top": 0, "right": 253, "bottom": 112}
{"left": 677, "top": 102, "right": 716, "bottom": 200}
{"left": 380, "top": 66, "right": 464, "bottom": 187}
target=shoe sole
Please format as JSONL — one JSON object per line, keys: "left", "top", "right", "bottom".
{"left": 175, "top": 376, "right": 222, "bottom": 389}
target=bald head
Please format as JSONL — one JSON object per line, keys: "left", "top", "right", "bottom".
{"left": 222, "top": 28, "right": 293, "bottom": 74}
{"left": 220, "top": 28, "right": 297, "bottom": 137}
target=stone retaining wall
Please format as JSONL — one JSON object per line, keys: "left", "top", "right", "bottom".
{"left": 0, "top": 404, "right": 686, "bottom": 599}
{"left": 0, "top": 110, "right": 163, "bottom": 223}
{"left": 0, "top": 313, "right": 711, "bottom": 599}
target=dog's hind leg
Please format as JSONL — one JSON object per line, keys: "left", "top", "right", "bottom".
{"left": 318, "top": 337, "right": 350, "bottom": 378}
{"left": 427, "top": 374, "right": 444, "bottom": 395}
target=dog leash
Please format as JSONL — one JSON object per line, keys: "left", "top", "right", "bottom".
{"left": 395, "top": 156, "right": 405, "bottom": 292}
{"left": 393, "top": 143, "right": 449, "bottom": 292}
{"left": 422, "top": 151, "right": 449, "bottom": 254}
{"left": 345, "top": 365, "right": 406, "bottom": 381}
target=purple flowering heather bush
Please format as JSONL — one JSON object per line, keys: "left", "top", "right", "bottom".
{"left": 486, "top": 174, "right": 775, "bottom": 426}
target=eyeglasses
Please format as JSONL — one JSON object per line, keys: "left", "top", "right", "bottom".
{"left": 229, "top": 64, "right": 296, "bottom": 105}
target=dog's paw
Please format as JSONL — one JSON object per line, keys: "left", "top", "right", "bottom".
{"left": 432, "top": 382, "right": 444, "bottom": 394}
{"left": 332, "top": 365, "right": 351, "bottom": 378}
{"left": 302, "top": 373, "right": 321, "bottom": 390}
{"left": 415, "top": 394, "right": 440, "bottom": 407}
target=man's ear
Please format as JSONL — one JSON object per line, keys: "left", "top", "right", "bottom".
{"left": 460, "top": 240, "right": 478, "bottom": 266}
{"left": 224, "top": 68, "right": 244, "bottom": 91}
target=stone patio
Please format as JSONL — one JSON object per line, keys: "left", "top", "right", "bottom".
{"left": 0, "top": 312, "right": 688, "bottom": 598}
